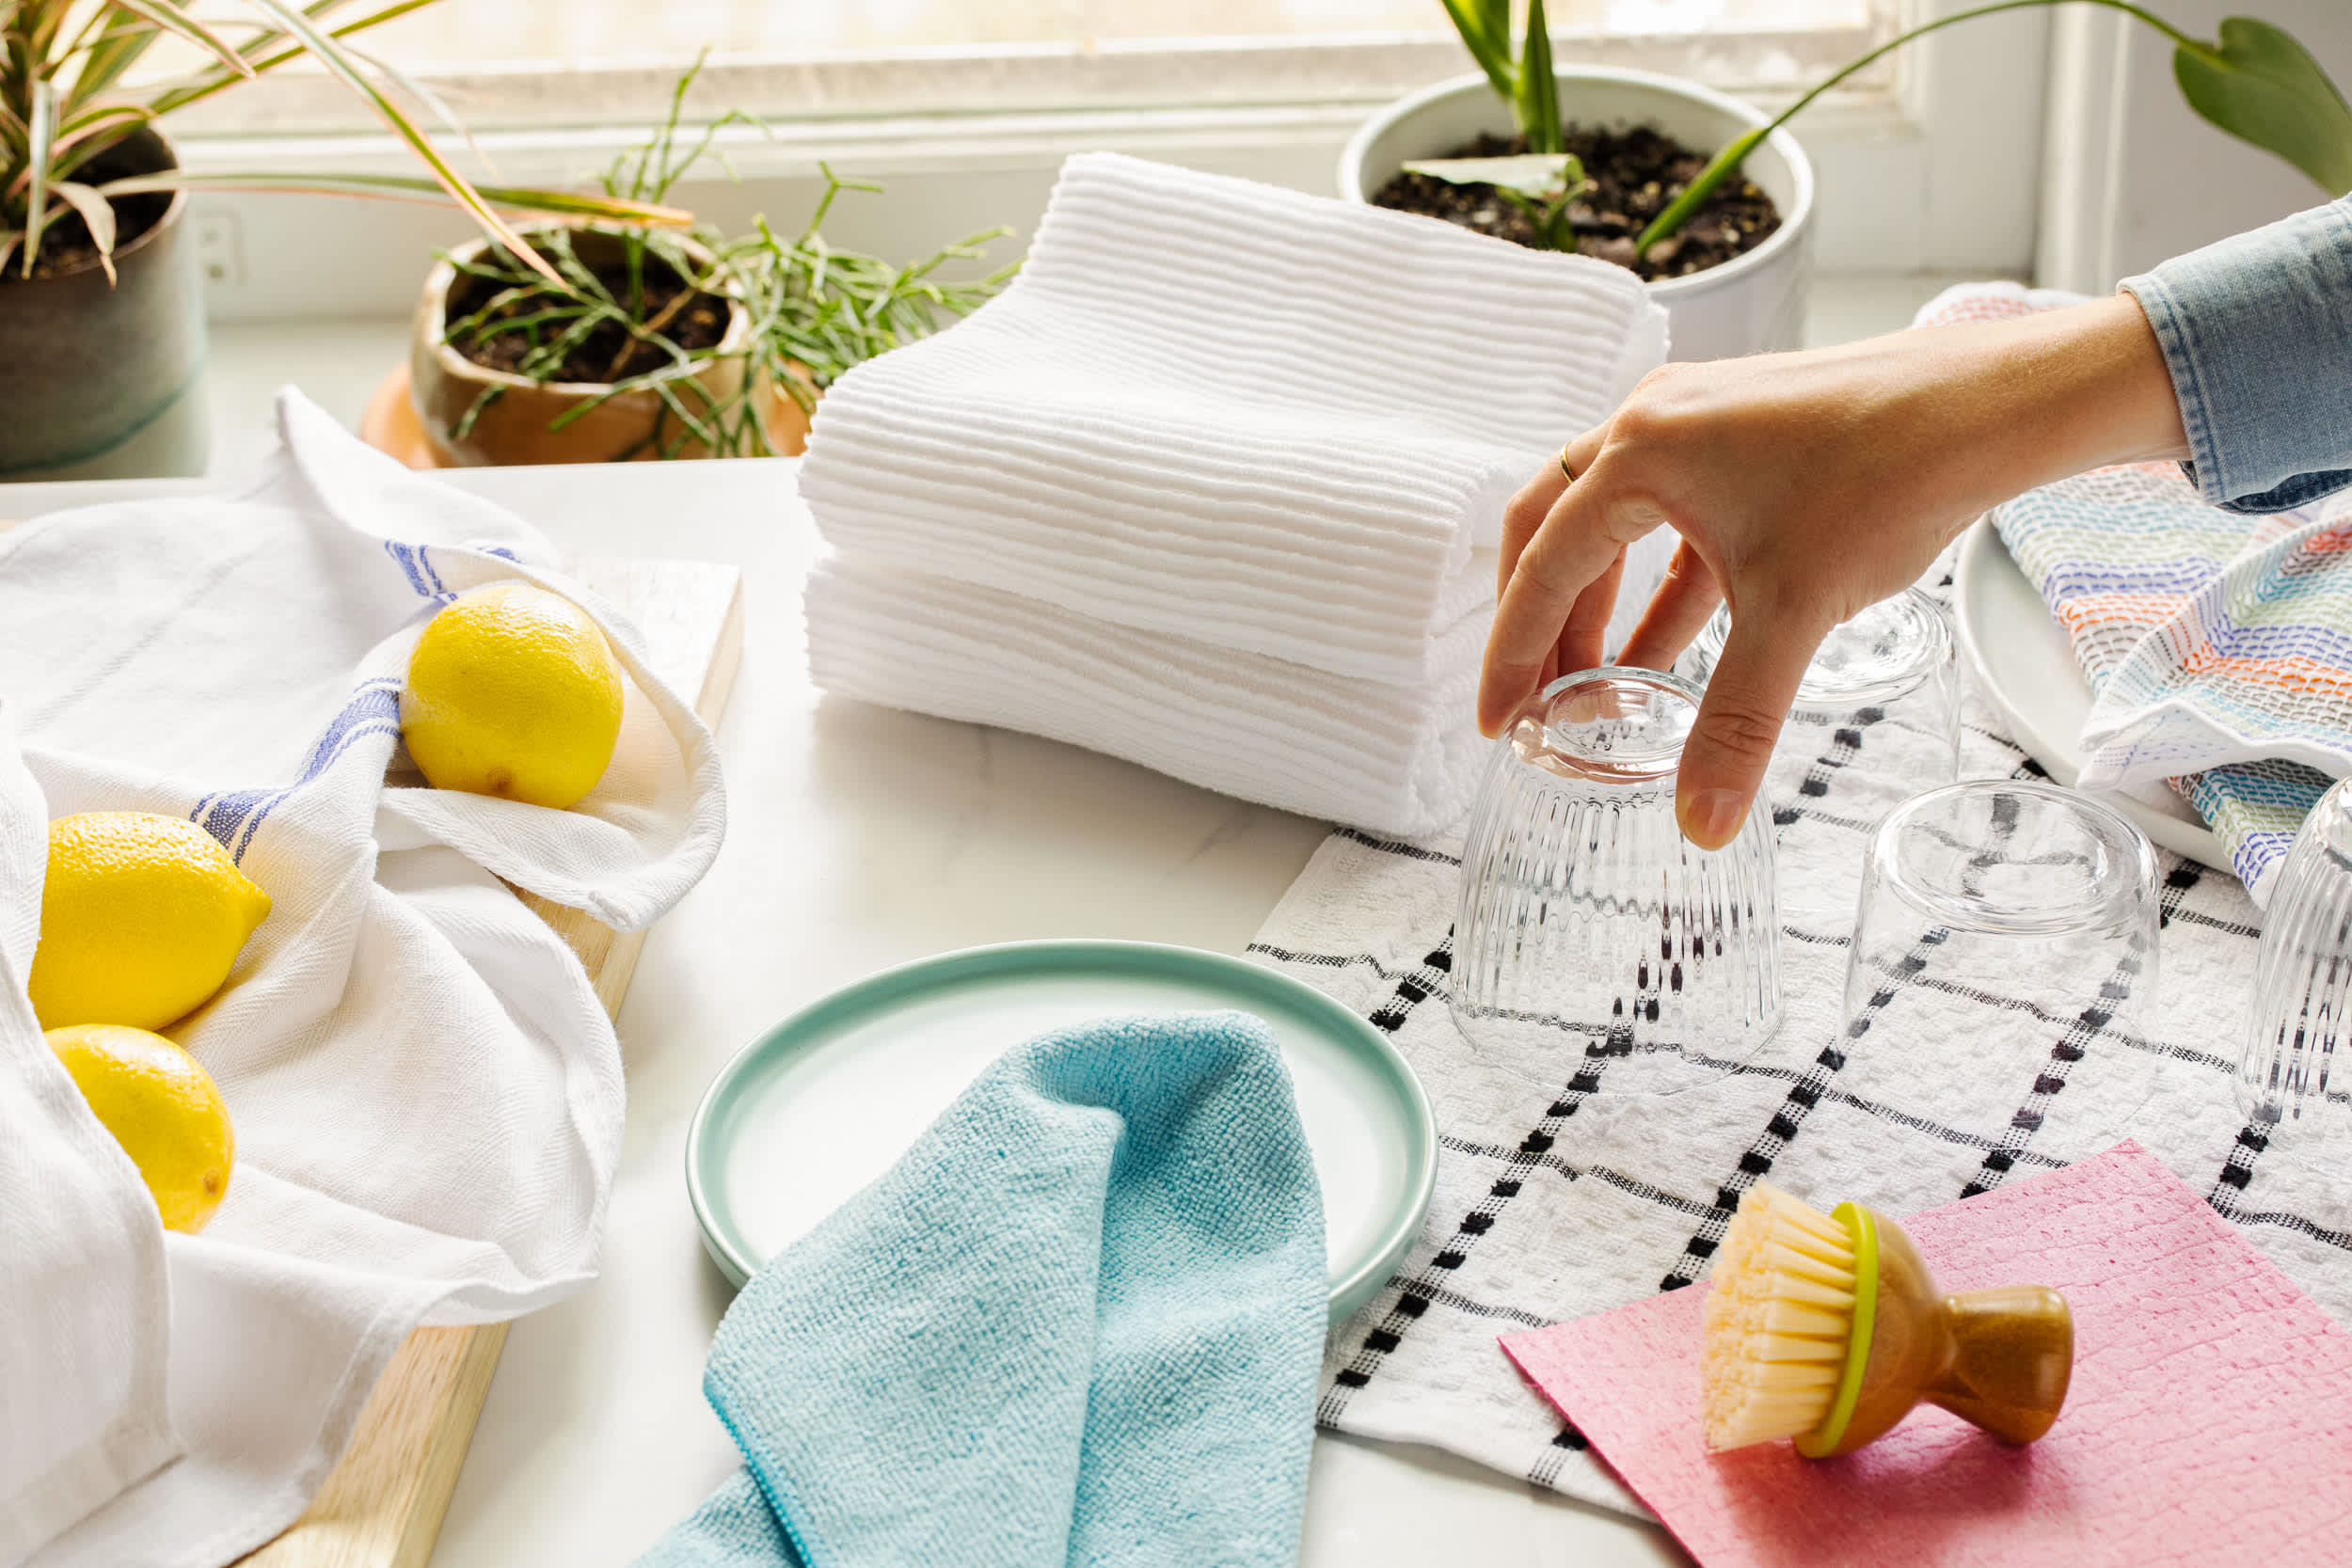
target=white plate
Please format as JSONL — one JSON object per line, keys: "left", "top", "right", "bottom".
{"left": 1952, "top": 516, "right": 2227, "bottom": 869}
{"left": 685, "top": 941, "right": 1438, "bottom": 1326}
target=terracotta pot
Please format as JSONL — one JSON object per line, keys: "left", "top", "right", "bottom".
{"left": 0, "top": 126, "right": 208, "bottom": 481}
{"left": 409, "top": 230, "right": 811, "bottom": 466}
{"left": 1340, "top": 69, "right": 1816, "bottom": 363}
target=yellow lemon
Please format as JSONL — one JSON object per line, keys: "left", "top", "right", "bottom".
{"left": 30, "top": 812, "right": 273, "bottom": 1032}
{"left": 47, "top": 1024, "right": 236, "bottom": 1234}
{"left": 401, "top": 583, "right": 625, "bottom": 810}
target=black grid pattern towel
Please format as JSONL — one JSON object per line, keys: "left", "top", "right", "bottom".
{"left": 1248, "top": 575, "right": 2346, "bottom": 1514}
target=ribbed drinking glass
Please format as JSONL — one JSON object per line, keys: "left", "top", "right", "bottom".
{"left": 1682, "top": 589, "right": 1962, "bottom": 928}
{"left": 1452, "top": 668, "right": 1783, "bottom": 1097}
{"left": 1838, "top": 781, "right": 2163, "bottom": 1158}
{"left": 2239, "top": 778, "right": 2352, "bottom": 1138}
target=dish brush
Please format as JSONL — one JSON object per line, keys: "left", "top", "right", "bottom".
{"left": 1701, "top": 1183, "right": 2074, "bottom": 1457}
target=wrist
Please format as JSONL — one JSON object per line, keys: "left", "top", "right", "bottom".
{"left": 1963, "top": 294, "right": 2191, "bottom": 495}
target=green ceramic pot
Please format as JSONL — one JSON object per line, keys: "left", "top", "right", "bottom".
{"left": 0, "top": 127, "right": 207, "bottom": 482}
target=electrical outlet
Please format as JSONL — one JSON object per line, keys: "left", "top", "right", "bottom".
{"left": 190, "top": 201, "right": 245, "bottom": 289}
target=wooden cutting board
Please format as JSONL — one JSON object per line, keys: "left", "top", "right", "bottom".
{"left": 230, "top": 553, "right": 744, "bottom": 1568}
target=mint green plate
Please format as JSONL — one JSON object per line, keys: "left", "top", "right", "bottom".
{"left": 686, "top": 940, "right": 1436, "bottom": 1325}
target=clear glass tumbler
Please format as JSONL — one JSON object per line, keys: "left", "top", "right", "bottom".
{"left": 1452, "top": 667, "right": 1783, "bottom": 1097}
{"left": 2239, "top": 778, "right": 2352, "bottom": 1137}
{"left": 1838, "top": 781, "right": 2163, "bottom": 1158}
{"left": 1682, "top": 589, "right": 1963, "bottom": 928}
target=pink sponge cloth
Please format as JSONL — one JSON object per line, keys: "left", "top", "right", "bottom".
{"left": 1500, "top": 1142, "right": 2352, "bottom": 1567}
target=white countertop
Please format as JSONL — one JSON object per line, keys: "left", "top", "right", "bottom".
{"left": 428, "top": 459, "right": 1686, "bottom": 1568}
{"left": 2, "top": 457, "right": 1682, "bottom": 1565}
{"left": 12, "top": 275, "right": 1974, "bottom": 1564}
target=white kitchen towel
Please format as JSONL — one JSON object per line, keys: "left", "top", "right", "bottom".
{"left": 0, "top": 704, "right": 180, "bottom": 1566}
{"left": 805, "top": 556, "right": 1493, "bottom": 839}
{"left": 1246, "top": 564, "right": 2338, "bottom": 1519}
{"left": 0, "top": 389, "right": 725, "bottom": 1568}
{"left": 798, "top": 151, "right": 1669, "bottom": 686}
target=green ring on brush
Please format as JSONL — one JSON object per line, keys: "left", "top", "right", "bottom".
{"left": 1795, "top": 1201, "right": 1879, "bottom": 1459}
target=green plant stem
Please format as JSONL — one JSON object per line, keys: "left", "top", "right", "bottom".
{"left": 1635, "top": 0, "right": 2211, "bottom": 258}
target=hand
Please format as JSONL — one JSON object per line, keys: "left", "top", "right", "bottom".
{"left": 1477, "top": 293, "right": 2190, "bottom": 848}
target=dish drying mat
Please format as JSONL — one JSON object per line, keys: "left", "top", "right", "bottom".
{"left": 1248, "top": 569, "right": 2348, "bottom": 1517}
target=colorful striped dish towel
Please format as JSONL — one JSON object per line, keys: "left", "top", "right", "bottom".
{"left": 1923, "top": 282, "right": 2352, "bottom": 904}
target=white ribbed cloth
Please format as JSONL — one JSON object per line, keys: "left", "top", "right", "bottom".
{"left": 801, "top": 152, "right": 1669, "bottom": 832}
{"left": 807, "top": 558, "right": 1492, "bottom": 835}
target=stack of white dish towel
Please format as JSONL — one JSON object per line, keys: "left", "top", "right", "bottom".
{"left": 800, "top": 152, "right": 1671, "bottom": 837}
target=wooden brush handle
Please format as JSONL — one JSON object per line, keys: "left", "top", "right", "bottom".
{"left": 1926, "top": 1285, "right": 2074, "bottom": 1445}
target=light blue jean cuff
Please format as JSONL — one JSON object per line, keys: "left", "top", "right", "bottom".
{"left": 2122, "top": 194, "right": 2352, "bottom": 515}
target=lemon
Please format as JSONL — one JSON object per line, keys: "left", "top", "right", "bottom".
{"left": 47, "top": 1024, "right": 236, "bottom": 1233}
{"left": 401, "top": 583, "right": 625, "bottom": 811}
{"left": 30, "top": 813, "right": 273, "bottom": 1032}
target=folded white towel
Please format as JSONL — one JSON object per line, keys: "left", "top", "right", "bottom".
{"left": 799, "top": 152, "right": 1667, "bottom": 686}
{"left": 1, "top": 391, "right": 724, "bottom": 1568}
{"left": 805, "top": 558, "right": 1491, "bottom": 838}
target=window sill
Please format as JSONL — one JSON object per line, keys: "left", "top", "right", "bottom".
{"left": 180, "top": 87, "right": 1930, "bottom": 325}
{"left": 194, "top": 272, "right": 1976, "bottom": 478}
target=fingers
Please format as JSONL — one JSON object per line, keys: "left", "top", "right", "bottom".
{"left": 1556, "top": 548, "right": 1627, "bottom": 676}
{"left": 1677, "top": 605, "right": 1828, "bottom": 850}
{"left": 1498, "top": 427, "right": 1607, "bottom": 599}
{"left": 1617, "top": 539, "right": 1724, "bottom": 670}
{"left": 1478, "top": 474, "right": 1640, "bottom": 736}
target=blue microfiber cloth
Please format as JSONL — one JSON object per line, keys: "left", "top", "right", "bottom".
{"left": 638, "top": 1010, "right": 1328, "bottom": 1568}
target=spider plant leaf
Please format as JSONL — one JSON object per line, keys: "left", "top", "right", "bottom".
{"left": 2173, "top": 17, "right": 2352, "bottom": 195}
{"left": 1517, "top": 0, "right": 1562, "bottom": 155}
{"left": 345, "top": 43, "right": 501, "bottom": 179}
{"left": 1438, "top": 0, "right": 1515, "bottom": 98}
{"left": 98, "top": 0, "right": 255, "bottom": 77}
{"left": 142, "top": 0, "right": 442, "bottom": 118}
{"left": 48, "top": 180, "right": 117, "bottom": 282}
{"left": 47, "top": 103, "right": 153, "bottom": 182}
{"left": 92, "top": 168, "right": 693, "bottom": 228}
{"left": 1402, "top": 152, "right": 1583, "bottom": 201}
{"left": 237, "top": 0, "right": 561, "bottom": 282}
{"left": 69, "top": 13, "right": 168, "bottom": 109}
{"left": 22, "top": 78, "right": 55, "bottom": 277}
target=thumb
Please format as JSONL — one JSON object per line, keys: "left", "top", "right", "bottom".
{"left": 1677, "top": 607, "right": 1824, "bottom": 850}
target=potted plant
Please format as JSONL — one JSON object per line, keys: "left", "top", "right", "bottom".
{"left": 398, "top": 69, "right": 1015, "bottom": 467}
{"left": 1340, "top": 0, "right": 1816, "bottom": 363}
{"left": 1637, "top": 3, "right": 2351, "bottom": 261}
{"left": 0, "top": 0, "right": 679, "bottom": 483}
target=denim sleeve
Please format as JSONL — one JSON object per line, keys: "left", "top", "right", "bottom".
{"left": 2120, "top": 195, "right": 2352, "bottom": 515}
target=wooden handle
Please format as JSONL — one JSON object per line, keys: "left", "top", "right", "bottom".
{"left": 1927, "top": 1285, "right": 2074, "bottom": 1445}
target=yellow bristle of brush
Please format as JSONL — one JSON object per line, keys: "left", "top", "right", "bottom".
{"left": 1700, "top": 1183, "right": 1859, "bottom": 1450}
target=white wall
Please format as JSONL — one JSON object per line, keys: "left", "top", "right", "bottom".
{"left": 2038, "top": 0, "right": 2352, "bottom": 292}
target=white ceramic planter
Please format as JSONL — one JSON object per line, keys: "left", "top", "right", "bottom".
{"left": 1340, "top": 68, "right": 1815, "bottom": 363}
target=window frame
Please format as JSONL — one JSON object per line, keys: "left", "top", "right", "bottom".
{"left": 173, "top": 0, "right": 2055, "bottom": 323}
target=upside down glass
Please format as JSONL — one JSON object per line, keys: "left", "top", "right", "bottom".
{"left": 1682, "top": 589, "right": 1963, "bottom": 929}
{"left": 2239, "top": 778, "right": 2352, "bottom": 1139}
{"left": 1452, "top": 668, "right": 1783, "bottom": 1097}
{"left": 1837, "top": 781, "right": 2163, "bottom": 1158}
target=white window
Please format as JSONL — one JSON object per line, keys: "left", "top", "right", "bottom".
{"left": 163, "top": 0, "right": 2051, "bottom": 322}
{"left": 161, "top": 0, "right": 1899, "bottom": 135}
